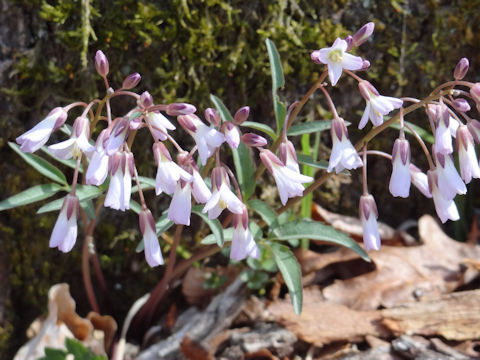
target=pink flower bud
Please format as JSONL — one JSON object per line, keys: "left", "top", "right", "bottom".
{"left": 470, "top": 83, "right": 480, "bottom": 104}
{"left": 241, "top": 133, "right": 267, "bottom": 147}
{"left": 360, "top": 59, "right": 371, "bottom": 71}
{"left": 166, "top": 103, "right": 197, "bottom": 116}
{"left": 122, "top": 72, "right": 141, "bottom": 89}
{"left": 345, "top": 35, "right": 354, "bottom": 51}
{"left": 310, "top": 50, "right": 322, "bottom": 64}
{"left": 205, "top": 108, "right": 220, "bottom": 126}
{"left": 234, "top": 106, "right": 250, "bottom": 125}
{"left": 452, "top": 98, "right": 471, "bottom": 112}
{"left": 95, "top": 50, "right": 109, "bottom": 77}
{"left": 453, "top": 58, "right": 469, "bottom": 80}
{"left": 177, "top": 114, "right": 197, "bottom": 133}
{"left": 352, "top": 22, "right": 375, "bottom": 47}
{"left": 139, "top": 91, "right": 153, "bottom": 108}
{"left": 222, "top": 121, "right": 240, "bottom": 149}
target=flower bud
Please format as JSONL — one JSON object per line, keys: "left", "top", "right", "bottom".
{"left": 166, "top": 103, "right": 197, "bottom": 116}
{"left": 352, "top": 22, "right": 375, "bottom": 47}
{"left": 470, "top": 83, "right": 480, "bottom": 104}
{"left": 177, "top": 114, "right": 197, "bottom": 133}
{"left": 95, "top": 50, "right": 109, "bottom": 77}
{"left": 241, "top": 133, "right": 267, "bottom": 147}
{"left": 453, "top": 58, "right": 469, "bottom": 80}
{"left": 234, "top": 106, "right": 250, "bottom": 125}
{"left": 359, "top": 59, "right": 371, "bottom": 71}
{"left": 139, "top": 91, "right": 153, "bottom": 108}
{"left": 345, "top": 35, "right": 354, "bottom": 51}
{"left": 310, "top": 50, "right": 322, "bottom": 64}
{"left": 122, "top": 72, "right": 141, "bottom": 89}
{"left": 452, "top": 98, "right": 471, "bottom": 113}
{"left": 205, "top": 108, "right": 220, "bottom": 126}
{"left": 222, "top": 121, "right": 240, "bottom": 149}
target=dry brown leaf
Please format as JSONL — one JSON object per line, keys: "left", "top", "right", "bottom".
{"left": 322, "top": 215, "right": 480, "bottom": 310}
{"left": 87, "top": 312, "right": 117, "bottom": 351}
{"left": 180, "top": 336, "right": 215, "bottom": 360}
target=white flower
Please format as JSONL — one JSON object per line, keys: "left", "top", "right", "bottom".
{"left": 456, "top": 125, "right": 480, "bottom": 184}
{"left": 104, "top": 151, "right": 134, "bottom": 211}
{"left": 202, "top": 167, "right": 244, "bottom": 219}
{"left": 153, "top": 142, "right": 192, "bottom": 195}
{"left": 279, "top": 140, "right": 300, "bottom": 173}
{"left": 105, "top": 117, "right": 130, "bottom": 156}
{"left": 16, "top": 107, "right": 68, "bottom": 153}
{"left": 428, "top": 169, "right": 460, "bottom": 223}
{"left": 191, "top": 169, "right": 212, "bottom": 204}
{"left": 434, "top": 152, "right": 466, "bottom": 200}
{"left": 358, "top": 81, "right": 403, "bottom": 129}
{"left": 223, "top": 121, "right": 241, "bottom": 149}
{"left": 230, "top": 208, "right": 260, "bottom": 261}
{"left": 139, "top": 209, "right": 164, "bottom": 267}
{"left": 359, "top": 194, "right": 380, "bottom": 251}
{"left": 328, "top": 117, "right": 363, "bottom": 173}
{"left": 168, "top": 181, "right": 192, "bottom": 226}
{"left": 147, "top": 111, "right": 176, "bottom": 141}
{"left": 86, "top": 129, "right": 109, "bottom": 186}
{"left": 409, "top": 164, "right": 432, "bottom": 198}
{"left": 260, "top": 150, "right": 313, "bottom": 206}
{"left": 48, "top": 116, "right": 94, "bottom": 159}
{"left": 311, "top": 38, "right": 364, "bottom": 86}
{"left": 389, "top": 138, "right": 411, "bottom": 198}
{"left": 49, "top": 194, "right": 79, "bottom": 253}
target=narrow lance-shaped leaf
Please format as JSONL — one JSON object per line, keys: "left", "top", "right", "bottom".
{"left": 266, "top": 39, "right": 286, "bottom": 133}
{"left": 241, "top": 121, "right": 277, "bottom": 141}
{"left": 270, "top": 243, "right": 303, "bottom": 314}
{"left": 9, "top": 142, "right": 68, "bottom": 184}
{"left": 192, "top": 205, "right": 224, "bottom": 247}
{"left": 287, "top": 120, "right": 333, "bottom": 136}
{"left": 247, "top": 199, "right": 280, "bottom": 236}
{"left": 36, "top": 185, "right": 103, "bottom": 214}
{"left": 0, "top": 184, "right": 63, "bottom": 211}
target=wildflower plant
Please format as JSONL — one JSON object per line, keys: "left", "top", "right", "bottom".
{"left": 3, "top": 22, "right": 480, "bottom": 327}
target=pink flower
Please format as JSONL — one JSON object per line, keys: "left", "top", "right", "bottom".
{"left": 16, "top": 107, "right": 68, "bottom": 153}
{"left": 409, "top": 164, "right": 432, "bottom": 198}
{"left": 359, "top": 194, "right": 380, "bottom": 251}
{"left": 231, "top": 208, "right": 260, "bottom": 261}
{"left": 457, "top": 125, "right": 480, "bottom": 184}
{"left": 86, "top": 129, "right": 109, "bottom": 186}
{"left": 389, "top": 138, "right": 411, "bottom": 198}
{"left": 358, "top": 81, "right": 402, "bottom": 129}
{"left": 48, "top": 116, "right": 94, "bottom": 159}
{"left": 49, "top": 194, "right": 79, "bottom": 253}
{"left": 153, "top": 142, "right": 192, "bottom": 195}
{"left": 139, "top": 209, "right": 164, "bottom": 267}
{"left": 328, "top": 117, "right": 363, "bottom": 173}
{"left": 202, "top": 167, "right": 244, "bottom": 219}
{"left": 104, "top": 151, "right": 134, "bottom": 211}
{"left": 428, "top": 169, "right": 460, "bottom": 223}
{"left": 260, "top": 149, "right": 313, "bottom": 205}
{"left": 311, "top": 38, "right": 364, "bottom": 86}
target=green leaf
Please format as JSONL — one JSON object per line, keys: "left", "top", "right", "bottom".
{"left": 270, "top": 243, "right": 303, "bottom": 314}
{"left": 287, "top": 120, "right": 332, "bottom": 136}
{"left": 40, "top": 146, "right": 84, "bottom": 173}
{"left": 247, "top": 199, "right": 280, "bottom": 235}
{"left": 296, "top": 154, "right": 329, "bottom": 170}
{"left": 241, "top": 121, "right": 277, "bottom": 140}
{"left": 192, "top": 205, "right": 224, "bottom": 247}
{"left": 390, "top": 121, "right": 434, "bottom": 144}
{"left": 201, "top": 227, "right": 233, "bottom": 245}
{"left": 129, "top": 200, "right": 142, "bottom": 215}
{"left": 81, "top": 200, "right": 96, "bottom": 219}
{"left": 9, "top": 142, "right": 68, "bottom": 184}
{"left": 0, "top": 184, "right": 63, "bottom": 211}
{"left": 65, "top": 338, "right": 89, "bottom": 357}
{"left": 132, "top": 176, "right": 156, "bottom": 193}
{"left": 210, "top": 94, "right": 256, "bottom": 200}
{"left": 266, "top": 39, "right": 286, "bottom": 132}
{"left": 273, "top": 220, "right": 370, "bottom": 262}
{"left": 41, "top": 347, "right": 67, "bottom": 360}
{"left": 36, "top": 185, "right": 102, "bottom": 214}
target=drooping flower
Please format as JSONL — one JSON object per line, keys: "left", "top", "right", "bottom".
{"left": 310, "top": 38, "right": 364, "bottom": 86}
{"left": 231, "top": 208, "right": 260, "bottom": 261}
{"left": 428, "top": 169, "right": 460, "bottom": 223}
{"left": 456, "top": 125, "right": 480, "bottom": 184}
{"left": 105, "top": 117, "right": 130, "bottom": 155}
{"left": 202, "top": 167, "right": 244, "bottom": 219}
{"left": 359, "top": 194, "right": 380, "bottom": 251}
{"left": 222, "top": 121, "right": 241, "bottom": 149}
{"left": 86, "top": 129, "right": 109, "bottom": 186}
{"left": 427, "top": 105, "right": 454, "bottom": 155}
{"left": 139, "top": 208, "right": 164, "bottom": 267}
{"left": 328, "top": 117, "right": 363, "bottom": 173}
{"left": 152, "top": 142, "right": 192, "bottom": 195}
{"left": 104, "top": 151, "right": 134, "bottom": 211}
{"left": 434, "top": 152, "right": 466, "bottom": 200}
{"left": 49, "top": 194, "right": 79, "bottom": 253}
{"left": 168, "top": 180, "right": 193, "bottom": 226}
{"left": 147, "top": 111, "right": 176, "bottom": 141}
{"left": 16, "top": 107, "right": 68, "bottom": 153}
{"left": 409, "top": 164, "right": 432, "bottom": 198}
{"left": 358, "top": 81, "right": 403, "bottom": 129}
{"left": 389, "top": 138, "right": 411, "bottom": 198}
{"left": 178, "top": 114, "right": 225, "bottom": 165}
{"left": 260, "top": 149, "right": 313, "bottom": 205}
{"left": 47, "top": 116, "right": 94, "bottom": 159}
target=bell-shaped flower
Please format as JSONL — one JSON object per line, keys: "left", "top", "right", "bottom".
{"left": 358, "top": 81, "right": 403, "bottom": 129}
{"left": 86, "top": 129, "right": 109, "bottom": 186}
{"left": 104, "top": 151, "right": 134, "bottom": 211}
{"left": 359, "top": 194, "right": 380, "bottom": 251}
{"left": 168, "top": 180, "right": 193, "bottom": 226}
{"left": 427, "top": 105, "right": 453, "bottom": 155}
{"left": 202, "top": 167, "right": 244, "bottom": 219}
{"left": 139, "top": 208, "right": 164, "bottom": 267}
{"left": 409, "top": 164, "right": 432, "bottom": 198}
{"left": 456, "top": 125, "right": 480, "bottom": 184}
{"left": 49, "top": 194, "right": 79, "bottom": 253}
{"left": 428, "top": 169, "right": 460, "bottom": 223}
{"left": 178, "top": 114, "right": 225, "bottom": 165}
{"left": 389, "top": 138, "right": 411, "bottom": 198}
{"left": 328, "top": 117, "right": 363, "bottom": 173}
{"left": 222, "top": 121, "right": 241, "bottom": 149}
{"left": 310, "top": 38, "right": 364, "bottom": 86}
{"left": 105, "top": 117, "right": 130, "bottom": 155}
{"left": 153, "top": 142, "right": 192, "bottom": 195}
{"left": 178, "top": 152, "right": 212, "bottom": 204}
{"left": 279, "top": 139, "right": 300, "bottom": 173}
{"left": 434, "top": 152, "right": 466, "bottom": 200}
{"left": 48, "top": 116, "right": 94, "bottom": 159}
{"left": 260, "top": 149, "right": 313, "bottom": 205}
{"left": 231, "top": 208, "right": 260, "bottom": 261}
{"left": 16, "top": 107, "right": 68, "bottom": 153}
{"left": 147, "top": 111, "right": 176, "bottom": 141}
{"left": 467, "top": 119, "right": 480, "bottom": 145}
